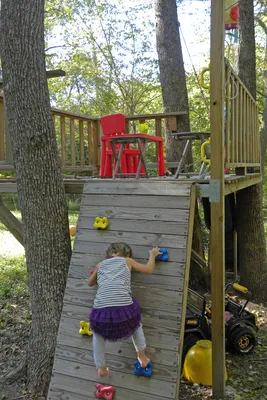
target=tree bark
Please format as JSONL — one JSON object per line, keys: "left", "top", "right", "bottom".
{"left": 154, "top": 0, "right": 192, "bottom": 168}
{"left": 237, "top": 0, "right": 267, "bottom": 300}
{"left": 1, "top": 0, "right": 72, "bottom": 393}
{"left": 154, "top": 0, "right": 206, "bottom": 290}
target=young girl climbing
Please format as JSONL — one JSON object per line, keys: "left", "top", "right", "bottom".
{"left": 88, "top": 242, "right": 161, "bottom": 377}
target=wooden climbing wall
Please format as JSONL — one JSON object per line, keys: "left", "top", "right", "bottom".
{"left": 48, "top": 180, "right": 195, "bottom": 400}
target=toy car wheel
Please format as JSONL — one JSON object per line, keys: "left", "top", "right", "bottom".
{"left": 230, "top": 326, "right": 256, "bottom": 354}
{"left": 182, "top": 334, "right": 200, "bottom": 364}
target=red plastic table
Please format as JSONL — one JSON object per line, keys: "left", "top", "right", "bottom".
{"left": 109, "top": 134, "right": 165, "bottom": 179}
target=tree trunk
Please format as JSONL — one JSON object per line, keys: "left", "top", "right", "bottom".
{"left": 1, "top": 0, "right": 72, "bottom": 394}
{"left": 154, "top": 0, "right": 206, "bottom": 290}
{"left": 154, "top": 0, "right": 192, "bottom": 168}
{"left": 236, "top": 0, "right": 267, "bottom": 300}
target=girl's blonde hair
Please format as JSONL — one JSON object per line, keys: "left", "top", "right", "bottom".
{"left": 106, "top": 242, "right": 133, "bottom": 258}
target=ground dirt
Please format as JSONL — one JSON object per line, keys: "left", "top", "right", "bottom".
{"left": 0, "top": 294, "right": 267, "bottom": 399}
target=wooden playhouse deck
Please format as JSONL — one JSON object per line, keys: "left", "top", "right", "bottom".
{"left": 47, "top": 180, "right": 196, "bottom": 400}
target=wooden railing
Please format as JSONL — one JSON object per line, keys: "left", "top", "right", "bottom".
{"left": 0, "top": 95, "right": 101, "bottom": 172}
{"left": 52, "top": 108, "right": 100, "bottom": 172}
{"left": 224, "top": 59, "right": 261, "bottom": 171}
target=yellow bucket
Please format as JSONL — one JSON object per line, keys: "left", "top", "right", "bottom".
{"left": 183, "top": 340, "right": 227, "bottom": 386}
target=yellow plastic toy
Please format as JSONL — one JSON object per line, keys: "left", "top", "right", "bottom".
{"left": 201, "top": 138, "right": 211, "bottom": 166}
{"left": 183, "top": 340, "right": 227, "bottom": 386}
{"left": 200, "top": 65, "right": 210, "bottom": 92}
{"left": 137, "top": 123, "right": 149, "bottom": 134}
{"left": 233, "top": 282, "right": 248, "bottom": 294}
{"left": 79, "top": 321, "right": 93, "bottom": 336}
{"left": 94, "top": 216, "right": 109, "bottom": 229}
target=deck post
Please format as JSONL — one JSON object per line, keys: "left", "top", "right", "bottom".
{"left": 210, "top": 1, "right": 226, "bottom": 398}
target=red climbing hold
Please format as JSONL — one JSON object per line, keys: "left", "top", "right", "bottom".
{"left": 95, "top": 384, "right": 115, "bottom": 400}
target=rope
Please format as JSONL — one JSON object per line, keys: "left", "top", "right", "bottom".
{"left": 179, "top": 25, "right": 210, "bottom": 110}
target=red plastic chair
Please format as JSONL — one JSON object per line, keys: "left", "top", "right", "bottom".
{"left": 100, "top": 114, "right": 142, "bottom": 177}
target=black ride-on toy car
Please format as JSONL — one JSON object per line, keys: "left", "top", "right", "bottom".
{"left": 183, "top": 283, "right": 258, "bottom": 362}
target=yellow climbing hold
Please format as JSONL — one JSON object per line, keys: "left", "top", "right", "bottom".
{"left": 94, "top": 217, "right": 109, "bottom": 229}
{"left": 79, "top": 321, "right": 93, "bottom": 336}
{"left": 183, "top": 340, "right": 227, "bottom": 386}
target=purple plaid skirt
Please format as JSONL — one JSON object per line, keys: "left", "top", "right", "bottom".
{"left": 89, "top": 298, "right": 141, "bottom": 341}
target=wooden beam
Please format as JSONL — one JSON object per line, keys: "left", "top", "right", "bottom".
{"left": 125, "top": 111, "right": 187, "bottom": 121}
{"left": 191, "top": 248, "right": 207, "bottom": 270}
{"left": 224, "top": 174, "right": 262, "bottom": 195}
{"left": 0, "top": 181, "right": 85, "bottom": 194}
{"left": 0, "top": 196, "right": 24, "bottom": 245}
{"left": 46, "top": 69, "right": 66, "bottom": 78}
{"left": 210, "top": 1, "right": 225, "bottom": 398}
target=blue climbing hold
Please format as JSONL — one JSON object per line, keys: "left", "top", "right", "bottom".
{"left": 133, "top": 361, "right": 152, "bottom": 377}
{"left": 156, "top": 248, "right": 168, "bottom": 261}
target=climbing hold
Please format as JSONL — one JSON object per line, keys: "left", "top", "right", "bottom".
{"left": 94, "top": 217, "right": 109, "bottom": 230}
{"left": 156, "top": 248, "right": 168, "bottom": 261}
{"left": 133, "top": 361, "right": 152, "bottom": 377}
{"left": 95, "top": 384, "right": 115, "bottom": 400}
{"left": 79, "top": 321, "right": 93, "bottom": 336}
{"left": 69, "top": 225, "right": 76, "bottom": 236}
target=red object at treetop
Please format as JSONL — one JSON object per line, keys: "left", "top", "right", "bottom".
{"left": 230, "top": 5, "right": 238, "bottom": 22}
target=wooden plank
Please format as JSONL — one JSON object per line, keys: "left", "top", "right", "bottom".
{"left": 224, "top": 174, "right": 262, "bottom": 195}
{"left": 175, "top": 186, "right": 195, "bottom": 398}
{"left": 239, "top": 84, "right": 243, "bottom": 163}
{"left": 79, "top": 120, "right": 85, "bottom": 166}
{"left": 210, "top": 1, "right": 226, "bottom": 397}
{"left": 60, "top": 116, "right": 66, "bottom": 166}
{"left": 92, "top": 121, "right": 99, "bottom": 165}
{"left": 256, "top": 106, "right": 260, "bottom": 164}
{"left": 70, "top": 118, "right": 76, "bottom": 166}
{"left": 61, "top": 303, "right": 181, "bottom": 332}
{"left": 58, "top": 317, "right": 180, "bottom": 352}
{"left": 68, "top": 270, "right": 184, "bottom": 290}
{"left": 0, "top": 100, "right": 5, "bottom": 161}
{"left": 83, "top": 181, "right": 192, "bottom": 196}
{"left": 0, "top": 197, "right": 24, "bottom": 245}
{"left": 73, "top": 242, "right": 187, "bottom": 263}
{"left": 75, "top": 229, "right": 187, "bottom": 249}
{"left": 230, "top": 76, "right": 235, "bottom": 163}
{"left": 247, "top": 98, "right": 250, "bottom": 163}
{"left": 87, "top": 121, "right": 93, "bottom": 165}
{"left": 78, "top": 217, "right": 188, "bottom": 236}
{"left": 81, "top": 193, "right": 190, "bottom": 209}
{"left": 80, "top": 205, "right": 189, "bottom": 222}
{"left": 225, "top": 65, "right": 231, "bottom": 164}
{"left": 126, "top": 111, "right": 186, "bottom": 120}
{"left": 242, "top": 89, "right": 247, "bottom": 163}
{"left": 49, "top": 373, "right": 171, "bottom": 400}
{"left": 155, "top": 119, "right": 162, "bottom": 137}
{"left": 69, "top": 260, "right": 186, "bottom": 278}
{"left": 52, "top": 107, "right": 97, "bottom": 121}
{"left": 55, "top": 344, "right": 177, "bottom": 382}
{"left": 234, "top": 79, "right": 239, "bottom": 163}
{"left": 0, "top": 182, "right": 18, "bottom": 193}
{"left": 52, "top": 359, "right": 176, "bottom": 398}
{"left": 64, "top": 288, "right": 182, "bottom": 311}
